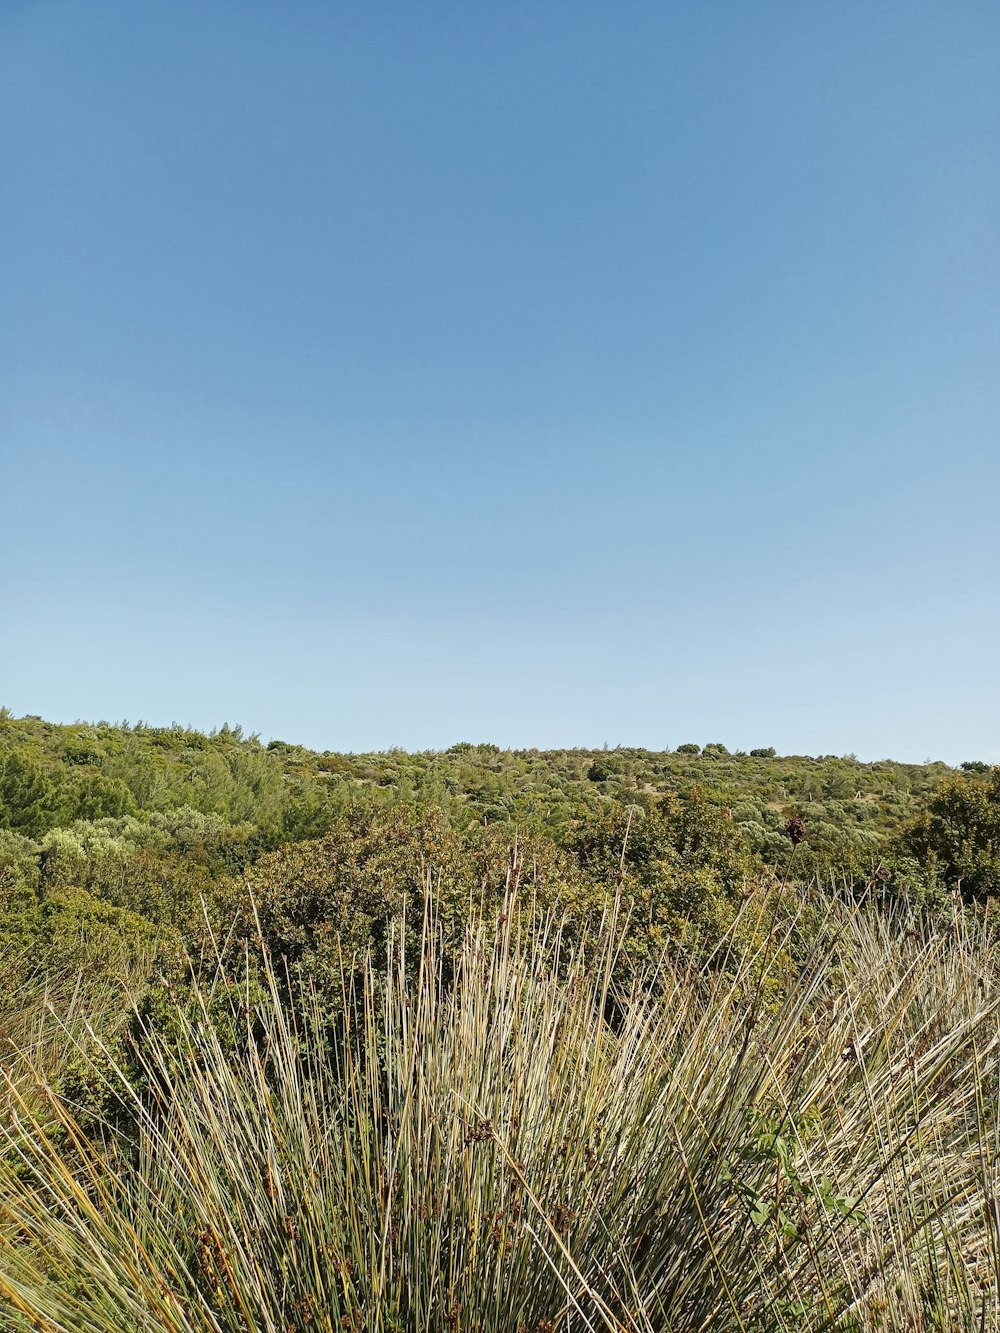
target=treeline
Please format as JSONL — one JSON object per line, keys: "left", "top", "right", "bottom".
{"left": 1, "top": 708, "right": 998, "bottom": 981}
{"left": 0, "top": 708, "right": 962, "bottom": 847}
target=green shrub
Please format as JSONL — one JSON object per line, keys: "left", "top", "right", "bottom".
{"left": 902, "top": 768, "right": 1000, "bottom": 899}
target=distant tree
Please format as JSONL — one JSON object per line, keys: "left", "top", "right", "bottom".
{"left": 571, "top": 789, "right": 757, "bottom": 943}
{"left": 587, "top": 754, "right": 628, "bottom": 782}
{"left": 0, "top": 750, "right": 61, "bottom": 838}
{"left": 71, "top": 773, "right": 138, "bottom": 822}
{"left": 750, "top": 747, "right": 777, "bottom": 759}
{"left": 703, "top": 743, "right": 729, "bottom": 756}
{"left": 248, "top": 806, "right": 472, "bottom": 997}
{"left": 961, "top": 761, "right": 991, "bottom": 775}
{"left": 267, "top": 739, "right": 304, "bottom": 755}
{"left": 901, "top": 769, "right": 1000, "bottom": 899}
{"left": 822, "top": 771, "right": 856, "bottom": 801}
{"left": 676, "top": 743, "right": 701, "bottom": 755}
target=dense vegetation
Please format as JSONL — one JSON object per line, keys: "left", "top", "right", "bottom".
{"left": 1, "top": 709, "right": 999, "bottom": 1329}
{"left": 2, "top": 708, "right": 993, "bottom": 914}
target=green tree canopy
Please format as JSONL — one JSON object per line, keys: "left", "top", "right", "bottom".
{"left": 902, "top": 768, "right": 1000, "bottom": 899}
{"left": 0, "top": 749, "right": 60, "bottom": 838}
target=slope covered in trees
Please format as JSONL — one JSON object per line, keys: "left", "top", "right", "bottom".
{"left": 1, "top": 707, "right": 996, "bottom": 974}
{"left": 0, "top": 708, "right": 961, "bottom": 851}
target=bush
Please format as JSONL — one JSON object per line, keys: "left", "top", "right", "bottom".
{"left": 570, "top": 790, "right": 759, "bottom": 956}
{"left": 902, "top": 768, "right": 1000, "bottom": 900}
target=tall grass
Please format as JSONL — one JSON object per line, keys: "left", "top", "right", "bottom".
{"left": 0, "top": 940, "right": 146, "bottom": 1133}
{"left": 0, "top": 888, "right": 998, "bottom": 1331}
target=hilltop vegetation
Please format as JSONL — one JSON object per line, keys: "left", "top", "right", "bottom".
{"left": 1, "top": 709, "right": 995, "bottom": 922}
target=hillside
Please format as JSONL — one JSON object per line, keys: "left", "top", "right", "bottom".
{"left": 0, "top": 708, "right": 956, "bottom": 867}
{"left": 4, "top": 707, "right": 998, "bottom": 975}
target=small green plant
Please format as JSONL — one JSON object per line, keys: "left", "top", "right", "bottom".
{"left": 724, "top": 1108, "right": 866, "bottom": 1241}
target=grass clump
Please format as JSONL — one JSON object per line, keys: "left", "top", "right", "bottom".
{"left": 0, "top": 890, "right": 998, "bottom": 1331}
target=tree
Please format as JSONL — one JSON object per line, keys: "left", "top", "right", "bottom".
{"left": 71, "top": 773, "right": 138, "bottom": 821}
{"left": 901, "top": 769, "right": 1000, "bottom": 899}
{"left": 571, "top": 789, "right": 758, "bottom": 943}
{"left": 0, "top": 749, "right": 61, "bottom": 838}
{"left": 247, "top": 806, "right": 472, "bottom": 1000}
{"left": 587, "top": 754, "right": 628, "bottom": 782}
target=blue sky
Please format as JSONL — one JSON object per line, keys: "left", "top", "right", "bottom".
{"left": 2, "top": 1, "right": 998, "bottom": 761}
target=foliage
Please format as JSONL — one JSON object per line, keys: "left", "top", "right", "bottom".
{"left": 0, "top": 749, "right": 59, "bottom": 838}
{"left": 570, "top": 791, "right": 758, "bottom": 954}
{"left": 902, "top": 767, "right": 1000, "bottom": 899}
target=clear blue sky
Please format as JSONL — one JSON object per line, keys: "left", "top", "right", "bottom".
{"left": 2, "top": 1, "right": 998, "bottom": 762}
